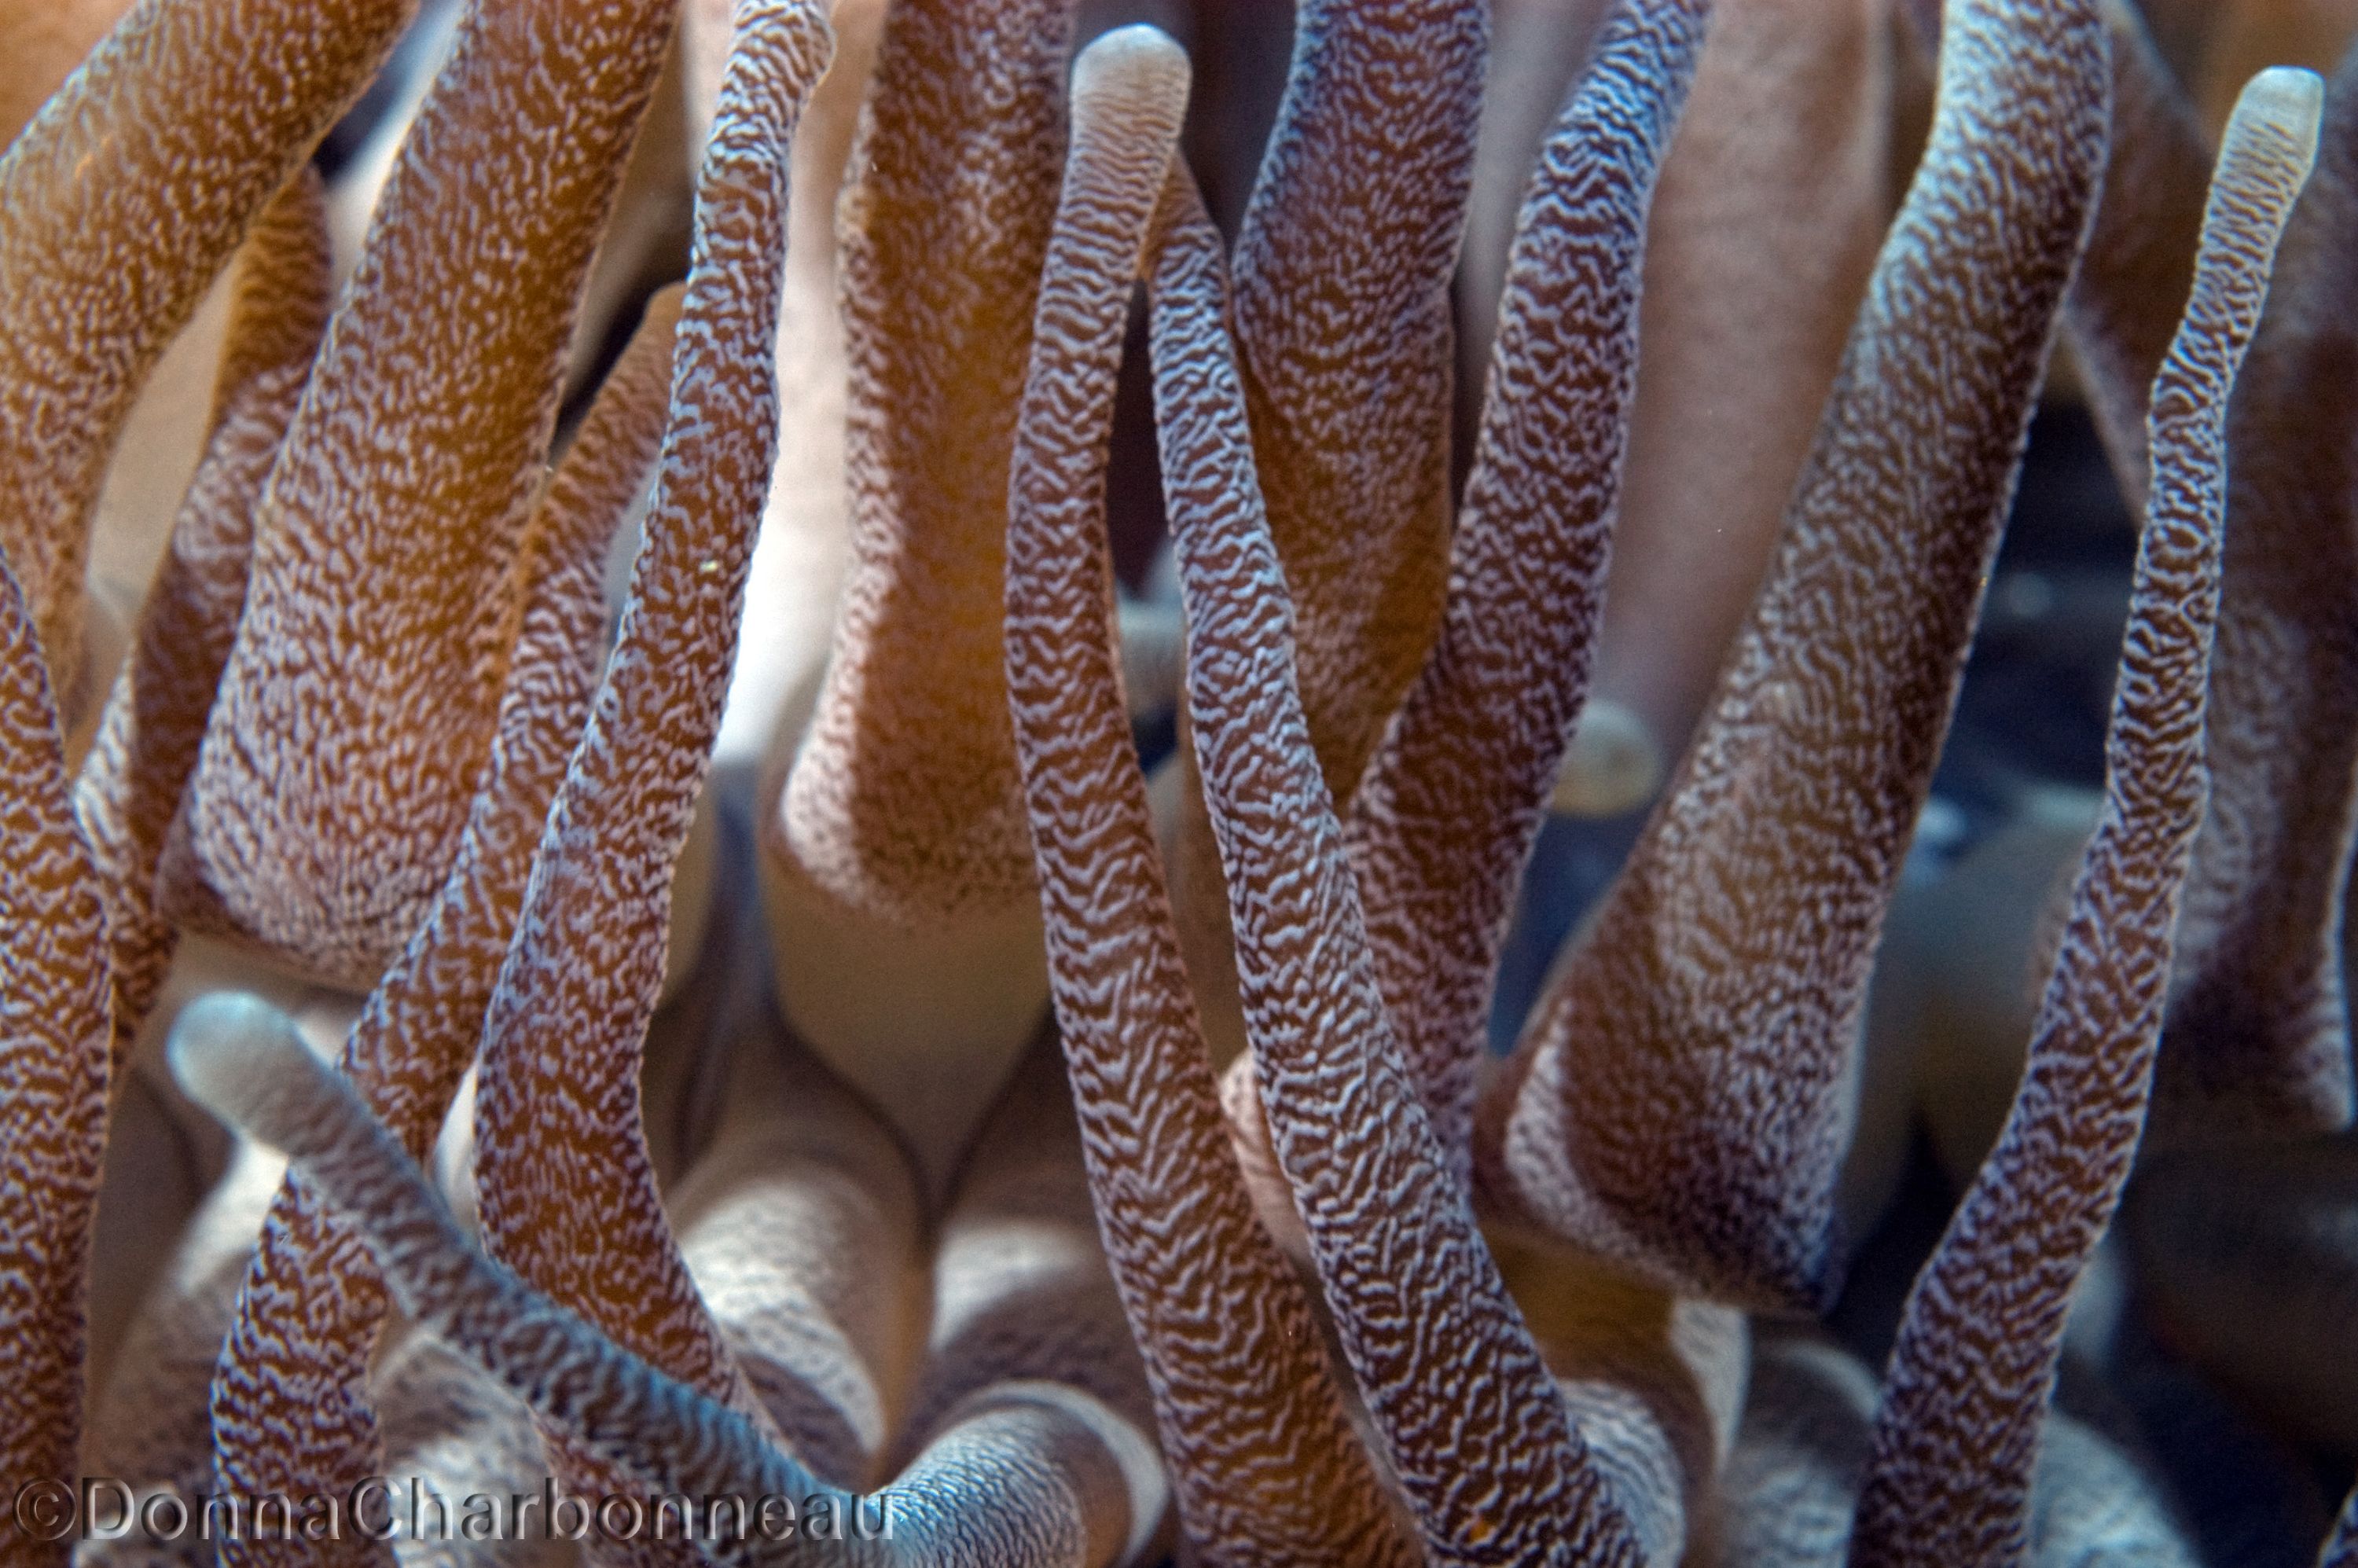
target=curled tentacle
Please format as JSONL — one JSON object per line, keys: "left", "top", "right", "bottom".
{"left": 0, "top": 550, "right": 112, "bottom": 1565}
{"left": 1005, "top": 28, "right": 1412, "bottom": 1557}
{"left": 766, "top": 0, "right": 1077, "bottom": 1196}
{"left": 2150, "top": 39, "right": 2358, "bottom": 1152}
{"left": 471, "top": 5, "right": 829, "bottom": 1549}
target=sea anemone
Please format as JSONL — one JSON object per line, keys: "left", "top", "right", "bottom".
{"left": 2, "top": 0, "right": 2355, "bottom": 1563}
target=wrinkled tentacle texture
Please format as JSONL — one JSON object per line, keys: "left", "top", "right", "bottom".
{"left": 2150, "top": 38, "right": 2358, "bottom": 1151}
{"left": 1345, "top": 0, "right": 1710, "bottom": 1175}
{"left": 1166, "top": 95, "right": 1646, "bottom": 1568}
{"left": 1229, "top": 0, "right": 1482, "bottom": 797}
{"left": 1157, "top": 0, "right": 1490, "bottom": 1078}
{"left": 0, "top": 503, "right": 111, "bottom": 1566}
{"left": 0, "top": 0, "right": 413, "bottom": 709}
{"left": 1478, "top": 0, "right": 2112, "bottom": 1313}
{"left": 1003, "top": 28, "right": 1409, "bottom": 1559}
{"left": 1847, "top": 67, "right": 2321, "bottom": 1568}
{"left": 469, "top": 0, "right": 827, "bottom": 1545}
{"left": 156, "top": 0, "right": 678, "bottom": 988}
{"left": 208, "top": 292, "right": 684, "bottom": 1563}
{"left": 71, "top": 166, "right": 332, "bottom": 1072}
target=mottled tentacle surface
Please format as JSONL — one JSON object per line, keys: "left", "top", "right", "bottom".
{"left": 1155, "top": 0, "right": 1491, "bottom": 1077}
{"left": 0, "top": 549, "right": 112, "bottom": 1565}
{"left": 71, "top": 168, "right": 332, "bottom": 1075}
{"left": 1847, "top": 68, "right": 2320, "bottom": 1568}
{"left": 157, "top": 0, "right": 678, "bottom": 988}
{"left": 1227, "top": 0, "right": 1484, "bottom": 797}
{"left": 1004, "top": 30, "right": 1409, "bottom": 1559}
{"left": 1345, "top": 0, "right": 1710, "bottom": 1173}
{"left": 207, "top": 292, "right": 684, "bottom": 1563}
{"left": 2060, "top": 0, "right": 2213, "bottom": 515}
{"left": 766, "top": 0, "right": 1075, "bottom": 1193}
{"left": 1166, "top": 149, "right": 1643, "bottom": 1568}
{"left": 2150, "top": 42, "right": 2358, "bottom": 1151}
{"left": 0, "top": 0, "right": 413, "bottom": 707}
{"left": 472, "top": 0, "right": 826, "bottom": 1542}
{"left": 1478, "top": 0, "right": 2111, "bottom": 1312}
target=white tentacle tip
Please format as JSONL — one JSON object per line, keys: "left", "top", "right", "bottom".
{"left": 2224, "top": 67, "right": 2324, "bottom": 175}
{"left": 166, "top": 991, "right": 336, "bottom": 1156}
{"left": 1071, "top": 23, "right": 1191, "bottom": 109}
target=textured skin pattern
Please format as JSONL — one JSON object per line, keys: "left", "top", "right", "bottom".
{"left": 1848, "top": 70, "right": 2321, "bottom": 1568}
{"left": 0, "top": 0, "right": 413, "bottom": 704}
{"left": 777, "top": 0, "right": 1074, "bottom": 924}
{"left": 1156, "top": 0, "right": 1491, "bottom": 1078}
{"left": 472, "top": 9, "right": 825, "bottom": 1558}
{"left": 208, "top": 292, "right": 684, "bottom": 1566}
{"left": 72, "top": 167, "right": 332, "bottom": 1074}
{"left": 1003, "top": 31, "right": 1407, "bottom": 1554}
{"left": 158, "top": 0, "right": 678, "bottom": 989}
{"left": 1479, "top": 0, "right": 2110, "bottom": 1313}
{"left": 1162, "top": 129, "right": 1640, "bottom": 1565}
{"left": 0, "top": 550, "right": 112, "bottom": 1566}
{"left": 1229, "top": 0, "right": 1483, "bottom": 802}
{"left": 1344, "top": 0, "right": 1709, "bottom": 1174}
{"left": 2057, "top": 0, "right": 2212, "bottom": 516}
{"left": 2150, "top": 46, "right": 2358, "bottom": 1152}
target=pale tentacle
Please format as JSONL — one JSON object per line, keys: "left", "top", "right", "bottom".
{"left": 672, "top": 992, "right": 928, "bottom": 1492}
{"left": 766, "top": 0, "right": 1076, "bottom": 1195}
{"left": 0, "top": 0, "right": 414, "bottom": 709}
{"left": 472, "top": 2, "right": 827, "bottom": 1549}
{"left": 2150, "top": 42, "right": 2358, "bottom": 1152}
{"left": 1849, "top": 68, "right": 2321, "bottom": 1568}
{"left": 0, "top": 560, "right": 112, "bottom": 1564}
{"left": 1165, "top": 156, "right": 1643, "bottom": 1568}
{"left": 156, "top": 0, "right": 678, "bottom": 988}
{"left": 176, "top": 997, "right": 1162, "bottom": 1567}
{"left": 207, "top": 292, "right": 683, "bottom": 1562}
{"left": 1585, "top": 0, "right": 1892, "bottom": 773}
{"left": 1345, "top": 0, "right": 1710, "bottom": 1173}
{"left": 1478, "top": 0, "right": 2111, "bottom": 1312}
{"left": 1004, "top": 33, "right": 1409, "bottom": 1549}
{"left": 72, "top": 167, "right": 332, "bottom": 1076}
{"left": 893, "top": 1034, "right": 1170, "bottom": 1567}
